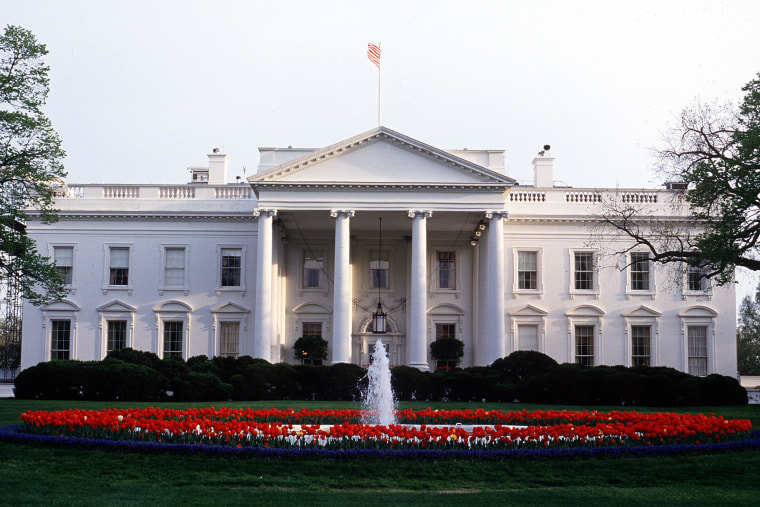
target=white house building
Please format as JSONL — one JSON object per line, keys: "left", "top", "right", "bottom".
{"left": 20, "top": 127, "right": 737, "bottom": 376}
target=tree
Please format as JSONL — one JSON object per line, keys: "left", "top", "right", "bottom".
{"left": 293, "top": 335, "right": 328, "bottom": 365}
{"left": 429, "top": 336, "right": 464, "bottom": 370}
{"left": 600, "top": 72, "right": 760, "bottom": 286}
{"left": 737, "top": 282, "right": 760, "bottom": 375}
{"left": 1, "top": 25, "right": 67, "bottom": 305}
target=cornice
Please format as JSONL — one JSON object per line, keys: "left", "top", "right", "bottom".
{"left": 28, "top": 212, "right": 256, "bottom": 222}
{"left": 252, "top": 182, "right": 511, "bottom": 193}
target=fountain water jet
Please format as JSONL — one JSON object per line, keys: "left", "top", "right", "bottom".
{"left": 361, "top": 338, "right": 396, "bottom": 426}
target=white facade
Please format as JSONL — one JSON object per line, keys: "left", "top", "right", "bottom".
{"left": 20, "top": 127, "right": 737, "bottom": 376}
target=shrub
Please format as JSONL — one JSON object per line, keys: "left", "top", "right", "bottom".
{"left": 80, "top": 358, "right": 169, "bottom": 401}
{"left": 491, "top": 351, "right": 558, "bottom": 384}
{"left": 430, "top": 337, "right": 464, "bottom": 369}
{"left": 293, "top": 335, "right": 328, "bottom": 365}
{"left": 107, "top": 348, "right": 161, "bottom": 371}
{"left": 172, "top": 371, "right": 232, "bottom": 401}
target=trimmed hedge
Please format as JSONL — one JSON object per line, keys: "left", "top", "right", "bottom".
{"left": 13, "top": 350, "right": 748, "bottom": 405}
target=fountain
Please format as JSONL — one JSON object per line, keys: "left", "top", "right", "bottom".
{"left": 361, "top": 338, "right": 396, "bottom": 426}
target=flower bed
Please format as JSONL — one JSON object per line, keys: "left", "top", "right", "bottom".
{"left": 14, "top": 407, "right": 753, "bottom": 454}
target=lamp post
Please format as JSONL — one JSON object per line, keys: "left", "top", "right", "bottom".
{"left": 372, "top": 217, "right": 387, "bottom": 334}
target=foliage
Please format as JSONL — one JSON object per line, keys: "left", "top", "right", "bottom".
{"left": 293, "top": 335, "right": 328, "bottom": 365}
{"left": 15, "top": 406, "right": 753, "bottom": 453}
{"left": 600, "top": 71, "right": 760, "bottom": 285}
{"left": 429, "top": 336, "right": 464, "bottom": 369}
{"left": 738, "top": 282, "right": 760, "bottom": 375}
{"left": 2, "top": 402, "right": 760, "bottom": 505}
{"left": 0, "top": 25, "right": 68, "bottom": 305}
{"left": 13, "top": 349, "right": 748, "bottom": 405}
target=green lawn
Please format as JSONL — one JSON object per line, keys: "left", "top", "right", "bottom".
{"left": 2, "top": 399, "right": 760, "bottom": 506}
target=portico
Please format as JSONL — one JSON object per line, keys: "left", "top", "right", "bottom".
{"left": 249, "top": 126, "right": 514, "bottom": 369}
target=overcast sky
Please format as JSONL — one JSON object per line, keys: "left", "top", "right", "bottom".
{"left": 5, "top": 0, "right": 760, "bottom": 298}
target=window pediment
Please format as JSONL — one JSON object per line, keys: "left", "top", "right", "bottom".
{"left": 210, "top": 301, "right": 251, "bottom": 314}
{"left": 679, "top": 306, "right": 718, "bottom": 318}
{"left": 565, "top": 305, "right": 605, "bottom": 317}
{"left": 96, "top": 300, "right": 136, "bottom": 313}
{"left": 509, "top": 304, "right": 548, "bottom": 317}
{"left": 153, "top": 300, "right": 192, "bottom": 313}
{"left": 622, "top": 305, "right": 661, "bottom": 318}
{"left": 44, "top": 300, "right": 80, "bottom": 312}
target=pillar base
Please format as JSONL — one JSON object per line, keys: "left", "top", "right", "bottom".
{"left": 408, "top": 362, "right": 430, "bottom": 372}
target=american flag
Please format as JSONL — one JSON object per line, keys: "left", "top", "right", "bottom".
{"left": 367, "top": 43, "right": 381, "bottom": 68}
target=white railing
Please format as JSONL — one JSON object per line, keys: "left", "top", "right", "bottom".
{"left": 621, "top": 191, "right": 658, "bottom": 203}
{"left": 509, "top": 190, "right": 546, "bottom": 202}
{"left": 55, "top": 184, "right": 254, "bottom": 200}
{"left": 159, "top": 186, "right": 196, "bottom": 199}
{"left": 103, "top": 186, "right": 140, "bottom": 199}
{"left": 565, "top": 191, "right": 602, "bottom": 203}
{"left": 215, "top": 186, "right": 253, "bottom": 199}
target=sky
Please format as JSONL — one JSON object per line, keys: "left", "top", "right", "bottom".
{"left": 4, "top": 0, "right": 760, "bottom": 301}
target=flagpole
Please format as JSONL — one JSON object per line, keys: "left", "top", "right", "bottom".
{"left": 377, "top": 43, "right": 382, "bottom": 126}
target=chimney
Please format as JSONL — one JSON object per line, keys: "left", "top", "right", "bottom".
{"left": 207, "top": 148, "right": 229, "bottom": 185}
{"left": 532, "top": 144, "right": 554, "bottom": 187}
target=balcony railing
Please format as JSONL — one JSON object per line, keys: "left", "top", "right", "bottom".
{"left": 56, "top": 184, "right": 254, "bottom": 200}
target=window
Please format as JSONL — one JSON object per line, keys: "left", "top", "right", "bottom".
{"left": 687, "top": 265, "right": 710, "bottom": 292}
{"left": 53, "top": 246, "right": 73, "bottom": 285}
{"left": 221, "top": 248, "right": 242, "bottom": 287}
{"left": 109, "top": 247, "right": 129, "bottom": 286}
{"left": 303, "top": 252, "right": 323, "bottom": 289}
{"left": 630, "top": 252, "right": 650, "bottom": 291}
{"left": 219, "top": 322, "right": 240, "bottom": 358}
{"left": 631, "top": 325, "right": 651, "bottom": 366}
{"left": 437, "top": 251, "right": 456, "bottom": 289}
{"left": 435, "top": 323, "right": 456, "bottom": 340}
{"left": 107, "top": 320, "right": 127, "bottom": 353}
{"left": 688, "top": 325, "right": 708, "bottom": 376}
{"left": 369, "top": 249, "right": 389, "bottom": 289}
{"left": 302, "top": 322, "right": 323, "bottom": 338}
{"left": 164, "top": 247, "right": 185, "bottom": 287}
{"left": 163, "top": 321, "right": 184, "bottom": 359}
{"left": 575, "top": 325, "right": 594, "bottom": 366}
{"left": 517, "top": 324, "right": 538, "bottom": 351}
{"left": 574, "top": 252, "right": 594, "bottom": 290}
{"left": 51, "top": 320, "right": 71, "bottom": 360}
{"left": 518, "top": 251, "right": 537, "bottom": 290}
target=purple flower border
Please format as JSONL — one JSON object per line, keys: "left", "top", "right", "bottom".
{"left": 2, "top": 424, "right": 759, "bottom": 460}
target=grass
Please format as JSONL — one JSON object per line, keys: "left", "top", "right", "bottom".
{"left": 2, "top": 399, "right": 760, "bottom": 506}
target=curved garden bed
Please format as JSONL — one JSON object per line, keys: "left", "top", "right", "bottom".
{"left": 3, "top": 407, "right": 757, "bottom": 459}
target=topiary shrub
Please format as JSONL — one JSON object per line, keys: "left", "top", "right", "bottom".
{"left": 430, "top": 337, "right": 464, "bottom": 370}
{"left": 293, "top": 335, "right": 328, "bottom": 365}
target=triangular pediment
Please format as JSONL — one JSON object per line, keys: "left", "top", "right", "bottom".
{"left": 509, "top": 304, "right": 548, "bottom": 317}
{"left": 249, "top": 126, "right": 514, "bottom": 189}
{"left": 210, "top": 301, "right": 250, "bottom": 314}
{"left": 622, "top": 305, "right": 661, "bottom": 318}
{"left": 97, "top": 300, "right": 136, "bottom": 313}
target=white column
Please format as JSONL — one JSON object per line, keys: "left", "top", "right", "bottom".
{"left": 331, "top": 209, "right": 355, "bottom": 364}
{"left": 253, "top": 208, "right": 277, "bottom": 360}
{"left": 485, "top": 211, "right": 508, "bottom": 364}
{"left": 408, "top": 210, "right": 432, "bottom": 371}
